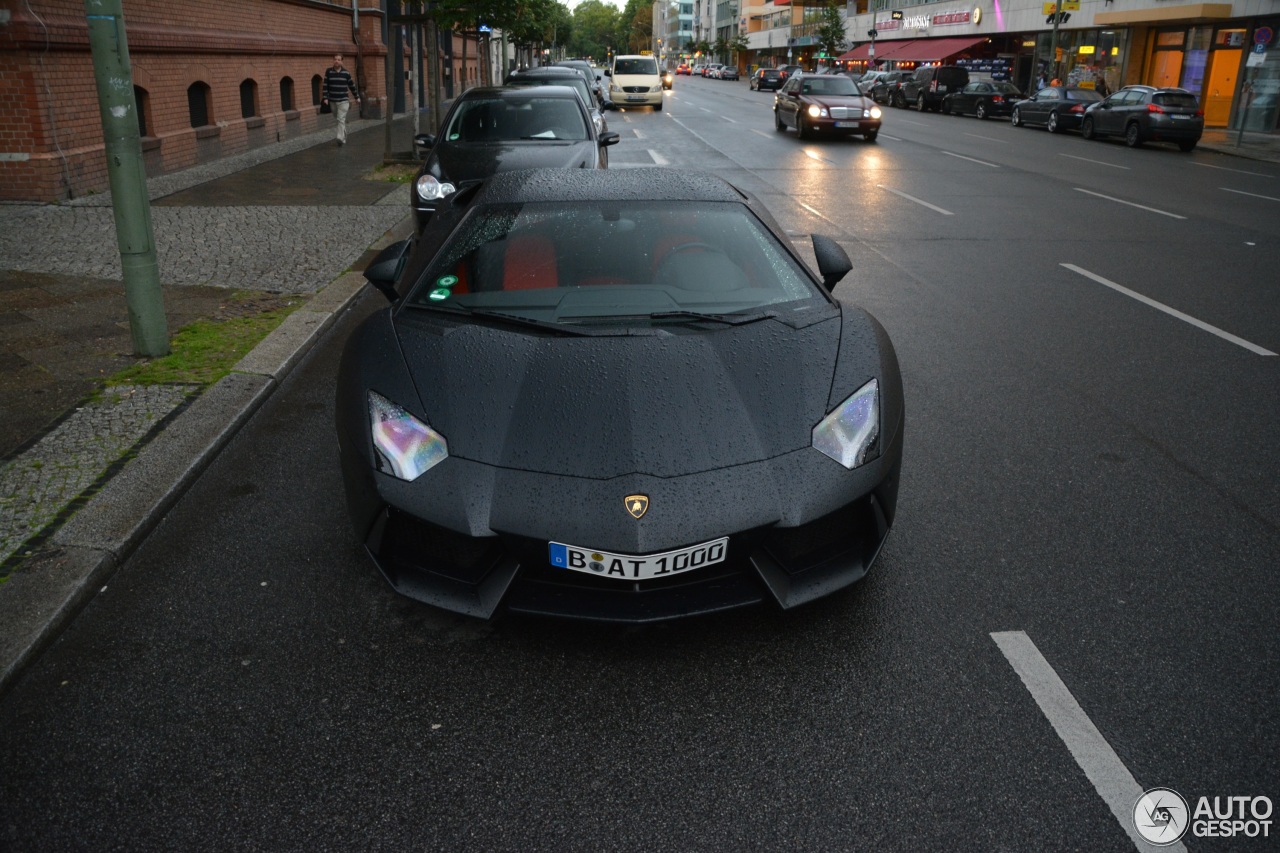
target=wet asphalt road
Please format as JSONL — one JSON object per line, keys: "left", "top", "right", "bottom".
{"left": 3, "top": 78, "right": 1278, "bottom": 851}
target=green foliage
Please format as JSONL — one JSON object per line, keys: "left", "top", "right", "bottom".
{"left": 814, "top": 0, "right": 848, "bottom": 61}
{"left": 569, "top": 0, "right": 619, "bottom": 61}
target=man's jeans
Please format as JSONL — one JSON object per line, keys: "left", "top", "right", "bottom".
{"left": 334, "top": 100, "right": 351, "bottom": 143}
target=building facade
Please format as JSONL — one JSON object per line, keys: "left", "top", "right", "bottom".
{"left": 741, "top": 0, "right": 1279, "bottom": 133}
{"left": 0, "top": 0, "right": 391, "bottom": 203}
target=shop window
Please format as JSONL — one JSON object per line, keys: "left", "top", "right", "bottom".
{"left": 187, "top": 81, "right": 212, "bottom": 128}
{"left": 280, "top": 76, "right": 295, "bottom": 111}
{"left": 240, "top": 79, "right": 260, "bottom": 119}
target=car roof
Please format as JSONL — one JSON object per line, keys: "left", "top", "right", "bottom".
{"left": 470, "top": 168, "right": 749, "bottom": 207}
{"left": 460, "top": 85, "right": 581, "bottom": 102}
{"left": 513, "top": 67, "right": 580, "bottom": 77}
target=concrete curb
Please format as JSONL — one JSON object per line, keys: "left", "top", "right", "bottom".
{"left": 0, "top": 215, "right": 413, "bottom": 697}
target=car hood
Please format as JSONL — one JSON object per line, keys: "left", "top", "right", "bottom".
{"left": 394, "top": 313, "right": 841, "bottom": 479}
{"left": 429, "top": 141, "right": 599, "bottom": 182}
{"left": 809, "top": 95, "right": 874, "bottom": 109}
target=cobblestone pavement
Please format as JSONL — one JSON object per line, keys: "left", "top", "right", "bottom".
{"left": 0, "top": 117, "right": 416, "bottom": 574}
{"left": 0, "top": 384, "right": 195, "bottom": 566}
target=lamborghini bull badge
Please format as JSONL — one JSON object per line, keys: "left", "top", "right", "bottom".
{"left": 625, "top": 494, "right": 649, "bottom": 519}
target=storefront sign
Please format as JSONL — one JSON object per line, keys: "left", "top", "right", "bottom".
{"left": 932, "top": 10, "right": 971, "bottom": 26}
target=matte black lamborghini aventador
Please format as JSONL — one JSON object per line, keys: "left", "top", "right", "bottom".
{"left": 336, "top": 168, "right": 904, "bottom": 622}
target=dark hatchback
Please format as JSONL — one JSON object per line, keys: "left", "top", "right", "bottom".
{"left": 942, "top": 81, "right": 1023, "bottom": 119}
{"left": 411, "top": 86, "right": 619, "bottom": 233}
{"left": 774, "top": 73, "right": 883, "bottom": 142}
{"left": 337, "top": 168, "right": 904, "bottom": 623}
{"left": 1081, "top": 85, "right": 1204, "bottom": 151}
{"left": 750, "top": 68, "right": 784, "bottom": 91}
{"left": 871, "top": 70, "right": 914, "bottom": 107}
{"left": 1010, "top": 86, "right": 1105, "bottom": 133}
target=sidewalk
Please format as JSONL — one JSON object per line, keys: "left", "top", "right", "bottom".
{"left": 1197, "top": 128, "right": 1280, "bottom": 163}
{"left": 0, "top": 117, "right": 417, "bottom": 693}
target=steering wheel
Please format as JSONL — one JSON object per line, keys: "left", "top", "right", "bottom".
{"left": 657, "top": 242, "right": 721, "bottom": 265}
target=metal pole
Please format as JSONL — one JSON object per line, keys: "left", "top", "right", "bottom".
{"left": 83, "top": 0, "right": 169, "bottom": 357}
{"left": 1047, "top": 0, "right": 1063, "bottom": 83}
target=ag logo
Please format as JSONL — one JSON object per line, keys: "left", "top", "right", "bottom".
{"left": 624, "top": 494, "right": 649, "bottom": 519}
{"left": 1134, "top": 788, "right": 1189, "bottom": 846}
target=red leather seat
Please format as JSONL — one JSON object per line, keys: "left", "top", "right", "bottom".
{"left": 502, "top": 233, "right": 558, "bottom": 291}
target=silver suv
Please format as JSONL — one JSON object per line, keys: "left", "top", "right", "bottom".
{"left": 1081, "top": 86, "right": 1204, "bottom": 151}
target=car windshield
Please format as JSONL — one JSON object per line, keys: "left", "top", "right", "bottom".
{"left": 408, "top": 201, "right": 825, "bottom": 326}
{"left": 444, "top": 96, "right": 588, "bottom": 142}
{"left": 992, "top": 82, "right": 1021, "bottom": 94}
{"left": 615, "top": 58, "right": 658, "bottom": 75}
{"left": 1067, "top": 89, "right": 1104, "bottom": 102}
{"left": 800, "top": 77, "right": 859, "bottom": 96}
{"left": 1154, "top": 92, "right": 1199, "bottom": 108}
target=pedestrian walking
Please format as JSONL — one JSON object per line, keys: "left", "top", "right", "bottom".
{"left": 1036, "top": 72, "right": 1048, "bottom": 91}
{"left": 322, "top": 54, "right": 360, "bottom": 145}
{"left": 1095, "top": 74, "right": 1110, "bottom": 97}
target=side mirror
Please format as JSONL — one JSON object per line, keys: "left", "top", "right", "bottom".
{"left": 604, "top": 69, "right": 612, "bottom": 77}
{"left": 363, "top": 239, "right": 412, "bottom": 303}
{"left": 811, "top": 234, "right": 852, "bottom": 292}
{"left": 599, "top": 131, "right": 621, "bottom": 147}
{"left": 602, "top": 99, "right": 618, "bottom": 111}
{"left": 413, "top": 133, "right": 435, "bottom": 157}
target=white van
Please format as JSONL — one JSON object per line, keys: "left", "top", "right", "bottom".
{"left": 608, "top": 54, "right": 664, "bottom": 110}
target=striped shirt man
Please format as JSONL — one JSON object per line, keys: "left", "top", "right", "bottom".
{"left": 322, "top": 55, "right": 360, "bottom": 145}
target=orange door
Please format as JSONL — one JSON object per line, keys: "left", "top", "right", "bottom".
{"left": 1204, "top": 48, "right": 1241, "bottom": 127}
{"left": 1147, "top": 50, "right": 1183, "bottom": 88}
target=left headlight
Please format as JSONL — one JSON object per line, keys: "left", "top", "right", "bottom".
{"left": 868, "top": 106, "right": 883, "bottom": 119}
{"left": 369, "top": 391, "right": 448, "bottom": 481}
{"left": 812, "top": 379, "right": 880, "bottom": 470}
{"left": 416, "top": 174, "right": 455, "bottom": 202}
{"left": 807, "top": 104, "right": 828, "bottom": 118}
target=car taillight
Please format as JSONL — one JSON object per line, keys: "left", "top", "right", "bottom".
{"left": 992, "top": 95, "right": 1004, "bottom": 103}
{"left": 1147, "top": 103, "right": 1166, "bottom": 114}
{"left": 1195, "top": 109, "right": 1204, "bottom": 117}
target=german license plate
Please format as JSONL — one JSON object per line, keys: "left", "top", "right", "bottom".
{"left": 627, "top": 95, "right": 647, "bottom": 102}
{"left": 1170, "top": 114, "right": 1189, "bottom": 120}
{"left": 834, "top": 121, "right": 861, "bottom": 128}
{"left": 549, "top": 537, "right": 728, "bottom": 580}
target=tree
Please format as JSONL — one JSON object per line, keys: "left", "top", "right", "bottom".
{"left": 569, "top": 0, "right": 619, "bottom": 62}
{"left": 726, "top": 33, "right": 749, "bottom": 67}
{"left": 713, "top": 37, "right": 728, "bottom": 64}
{"left": 813, "top": 0, "right": 848, "bottom": 63}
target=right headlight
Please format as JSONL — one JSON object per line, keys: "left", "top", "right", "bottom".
{"left": 812, "top": 379, "right": 880, "bottom": 469}
{"left": 415, "top": 174, "right": 455, "bottom": 201}
{"left": 369, "top": 391, "right": 448, "bottom": 481}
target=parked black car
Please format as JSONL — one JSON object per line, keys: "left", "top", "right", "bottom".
{"left": 901, "top": 65, "right": 969, "bottom": 112}
{"left": 410, "top": 86, "right": 620, "bottom": 233}
{"left": 871, "top": 70, "right": 914, "bottom": 107}
{"left": 1010, "top": 86, "right": 1105, "bottom": 133}
{"left": 1081, "top": 86, "right": 1204, "bottom": 151}
{"left": 506, "top": 66, "right": 610, "bottom": 135}
{"left": 750, "top": 68, "right": 784, "bottom": 91}
{"left": 942, "top": 81, "right": 1022, "bottom": 119}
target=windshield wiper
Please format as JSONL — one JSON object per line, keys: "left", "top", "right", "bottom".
{"left": 413, "top": 304, "right": 597, "bottom": 336}
{"left": 646, "top": 310, "right": 779, "bottom": 326}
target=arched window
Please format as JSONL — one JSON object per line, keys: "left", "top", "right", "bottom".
{"left": 311, "top": 74, "right": 323, "bottom": 106}
{"left": 187, "top": 81, "right": 212, "bottom": 128}
{"left": 240, "top": 79, "right": 259, "bottom": 119}
{"left": 280, "top": 76, "right": 295, "bottom": 112}
{"left": 133, "top": 85, "right": 150, "bottom": 136}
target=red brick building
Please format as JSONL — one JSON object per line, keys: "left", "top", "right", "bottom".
{"left": 0, "top": 0, "right": 390, "bottom": 202}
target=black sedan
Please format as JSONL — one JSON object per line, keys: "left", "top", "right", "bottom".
{"left": 1010, "top": 86, "right": 1104, "bottom": 133}
{"left": 774, "top": 74, "right": 883, "bottom": 142}
{"left": 750, "top": 68, "right": 784, "bottom": 92}
{"left": 410, "top": 86, "right": 619, "bottom": 233}
{"left": 942, "top": 81, "right": 1023, "bottom": 119}
{"left": 337, "top": 168, "right": 904, "bottom": 623}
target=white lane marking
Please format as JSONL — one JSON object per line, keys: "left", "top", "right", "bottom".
{"left": 1221, "top": 187, "right": 1280, "bottom": 202}
{"left": 897, "top": 118, "right": 927, "bottom": 126}
{"left": 750, "top": 128, "right": 776, "bottom": 139}
{"left": 721, "top": 116, "right": 738, "bottom": 123}
{"left": 992, "top": 631, "right": 1188, "bottom": 853}
{"left": 878, "top": 133, "right": 903, "bottom": 141}
{"left": 1060, "top": 153, "right": 1130, "bottom": 170}
{"left": 943, "top": 151, "right": 1000, "bottom": 168}
{"left": 1062, "top": 264, "right": 1277, "bottom": 356}
{"left": 963, "top": 132, "right": 1009, "bottom": 144}
{"left": 1074, "top": 188, "right": 1186, "bottom": 220}
{"left": 1194, "top": 162, "right": 1273, "bottom": 177}
{"left": 700, "top": 106, "right": 713, "bottom": 112}
{"left": 632, "top": 128, "right": 645, "bottom": 140}
{"left": 877, "top": 185, "right": 954, "bottom": 215}
{"left": 799, "top": 202, "right": 824, "bottom": 218}
{"left": 649, "top": 149, "right": 669, "bottom": 166}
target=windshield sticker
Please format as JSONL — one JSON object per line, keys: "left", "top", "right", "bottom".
{"left": 428, "top": 288, "right": 451, "bottom": 301}
{"left": 436, "top": 275, "right": 459, "bottom": 288}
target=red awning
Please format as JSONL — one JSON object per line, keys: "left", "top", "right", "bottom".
{"left": 837, "top": 40, "right": 923, "bottom": 63}
{"left": 881, "top": 37, "right": 987, "bottom": 63}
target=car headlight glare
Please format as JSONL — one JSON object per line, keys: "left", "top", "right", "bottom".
{"left": 369, "top": 391, "right": 448, "bottom": 481}
{"left": 812, "top": 379, "right": 880, "bottom": 469}
{"left": 415, "top": 174, "right": 455, "bottom": 201}
{"left": 807, "top": 105, "right": 825, "bottom": 118}
{"left": 869, "top": 106, "right": 883, "bottom": 119}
